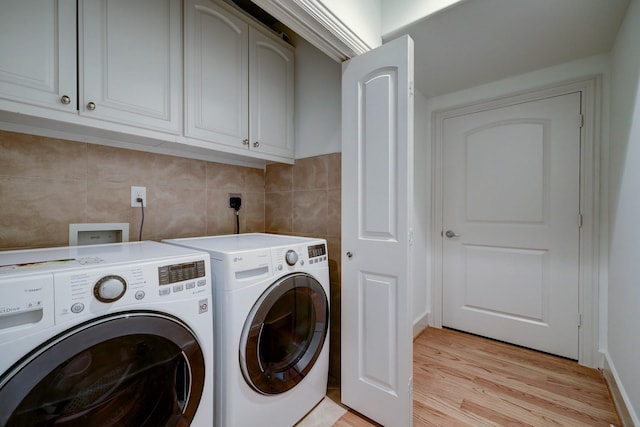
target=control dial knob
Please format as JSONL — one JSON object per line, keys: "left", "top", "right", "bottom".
{"left": 285, "top": 250, "right": 298, "bottom": 266}
{"left": 94, "top": 275, "right": 127, "bottom": 303}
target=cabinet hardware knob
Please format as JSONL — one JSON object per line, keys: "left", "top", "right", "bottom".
{"left": 253, "top": 141, "right": 260, "bottom": 148}
{"left": 346, "top": 251, "right": 353, "bottom": 258}
{"left": 86, "top": 101, "right": 96, "bottom": 111}
{"left": 60, "top": 95, "right": 71, "bottom": 105}
{"left": 242, "top": 139, "right": 249, "bottom": 145}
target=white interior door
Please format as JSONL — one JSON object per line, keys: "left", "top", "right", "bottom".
{"left": 442, "top": 92, "right": 581, "bottom": 359}
{"left": 341, "top": 35, "right": 414, "bottom": 427}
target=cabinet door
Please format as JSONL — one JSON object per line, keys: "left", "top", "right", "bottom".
{"left": 80, "top": 0, "right": 182, "bottom": 134}
{"left": 249, "top": 27, "right": 294, "bottom": 158}
{"left": 0, "top": 0, "right": 76, "bottom": 113}
{"left": 185, "top": 0, "right": 249, "bottom": 148}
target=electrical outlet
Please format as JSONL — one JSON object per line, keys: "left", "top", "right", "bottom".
{"left": 131, "top": 186, "right": 147, "bottom": 207}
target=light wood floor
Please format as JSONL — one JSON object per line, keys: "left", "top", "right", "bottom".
{"left": 332, "top": 327, "right": 621, "bottom": 426}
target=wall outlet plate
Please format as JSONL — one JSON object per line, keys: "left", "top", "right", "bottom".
{"left": 131, "top": 186, "right": 147, "bottom": 207}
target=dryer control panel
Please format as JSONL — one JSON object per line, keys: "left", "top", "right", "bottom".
{"left": 271, "top": 243, "right": 328, "bottom": 272}
{"left": 307, "top": 243, "right": 327, "bottom": 265}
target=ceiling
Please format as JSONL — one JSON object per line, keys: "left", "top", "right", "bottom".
{"left": 383, "top": 0, "right": 631, "bottom": 97}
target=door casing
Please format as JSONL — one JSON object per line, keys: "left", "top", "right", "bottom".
{"left": 431, "top": 76, "right": 602, "bottom": 367}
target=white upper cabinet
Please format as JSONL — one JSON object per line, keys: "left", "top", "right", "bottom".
{"left": 0, "top": 0, "right": 293, "bottom": 165}
{"left": 185, "top": 0, "right": 294, "bottom": 159}
{"left": 79, "top": 0, "right": 182, "bottom": 134}
{"left": 249, "top": 27, "right": 294, "bottom": 158}
{"left": 0, "top": 0, "right": 77, "bottom": 113}
{"left": 185, "top": 0, "right": 249, "bottom": 146}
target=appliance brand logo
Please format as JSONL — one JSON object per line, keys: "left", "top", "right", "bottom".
{"left": 0, "top": 306, "right": 20, "bottom": 314}
{"left": 24, "top": 287, "right": 42, "bottom": 293}
{"left": 233, "top": 257, "right": 243, "bottom": 262}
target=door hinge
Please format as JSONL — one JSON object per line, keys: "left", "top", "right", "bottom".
{"left": 578, "top": 213, "right": 583, "bottom": 228}
{"left": 579, "top": 114, "right": 584, "bottom": 128}
{"left": 409, "top": 80, "right": 414, "bottom": 96}
{"left": 409, "top": 229, "right": 414, "bottom": 245}
{"left": 577, "top": 313, "right": 582, "bottom": 328}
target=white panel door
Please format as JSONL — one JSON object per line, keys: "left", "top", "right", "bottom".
{"left": 0, "top": 0, "right": 76, "bottom": 112}
{"left": 185, "top": 0, "right": 249, "bottom": 147}
{"left": 442, "top": 92, "right": 581, "bottom": 359}
{"left": 249, "top": 27, "right": 294, "bottom": 158}
{"left": 342, "top": 35, "right": 414, "bottom": 427}
{"left": 80, "top": 0, "right": 182, "bottom": 133}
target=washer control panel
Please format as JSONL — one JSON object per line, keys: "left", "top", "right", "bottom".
{"left": 158, "top": 260, "right": 206, "bottom": 286}
{"left": 0, "top": 274, "right": 54, "bottom": 336}
{"left": 53, "top": 256, "right": 210, "bottom": 324}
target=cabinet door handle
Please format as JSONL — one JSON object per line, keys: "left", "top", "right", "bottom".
{"left": 60, "top": 95, "right": 71, "bottom": 105}
{"left": 242, "top": 139, "right": 249, "bottom": 146}
{"left": 86, "top": 101, "right": 96, "bottom": 111}
{"left": 253, "top": 141, "right": 259, "bottom": 148}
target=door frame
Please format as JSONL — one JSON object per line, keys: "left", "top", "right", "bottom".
{"left": 430, "top": 76, "right": 602, "bottom": 367}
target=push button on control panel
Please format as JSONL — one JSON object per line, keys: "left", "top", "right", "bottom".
{"left": 71, "top": 303, "right": 84, "bottom": 314}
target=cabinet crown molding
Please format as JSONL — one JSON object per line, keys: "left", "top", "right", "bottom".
{"left": 250, "top": 0, "right": 371, "bottom": 62}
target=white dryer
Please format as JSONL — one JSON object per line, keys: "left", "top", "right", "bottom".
{"left": 0, "top": 241, "right": 214, "bottom": 427}
{"left": 164, "top": 233, "right": 330, "bottom": 427}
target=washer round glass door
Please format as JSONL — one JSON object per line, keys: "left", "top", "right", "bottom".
{"left": 0, "top": 311, "right": 205, "bottom": 427}
{"left": 240, "top": 273, "right": 328, "bottom": 395}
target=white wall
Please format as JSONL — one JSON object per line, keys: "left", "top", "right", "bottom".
{"left": 607, "top": 0, "right": 640, "bottom": 423}
{"left": 381, "top": 0, "right": 463, "bottom": 35}
{"left": 413, "top": 89, "right": 430, "bottom": 335}
{"left": 293, "top": 37, "right": 341, "bottom": 159}
{"left": 319, "top": 0, "right": 382, "bottom": 49}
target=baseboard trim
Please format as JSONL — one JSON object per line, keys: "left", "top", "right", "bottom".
{"left": 413, "top": 312, "right": 429, "bottom": 339}
{"left": 602, "top": 351, "right": 638, "bottom": 426}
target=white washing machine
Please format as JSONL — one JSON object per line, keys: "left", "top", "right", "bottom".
{"left": 164, "top": 233, "right": 330, "bottom": 427}
{"left": 0, "top": 241, "right": 214, "bottom": 426}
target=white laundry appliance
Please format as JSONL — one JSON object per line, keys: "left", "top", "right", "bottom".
{"left": 0, "top": 241, "right": 214, "bottom": 427}
{"left": 164, "top": 233, "right": 330, "bottom": 427}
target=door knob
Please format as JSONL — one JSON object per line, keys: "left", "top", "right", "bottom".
{"left": 445, "top": 230, "right": 460, "bottom": 238}
{"left": 346, "top": 251, "right": 353, "bottom": 258}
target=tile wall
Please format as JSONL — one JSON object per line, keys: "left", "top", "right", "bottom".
{"left": 0, "top": 129, "right": 342, "bottom": 389}
{"left": 264, "top": 154, "right": 342, "bottom": 388}
{"left": 0, "top": 130, "right": 265, "bottom": 250}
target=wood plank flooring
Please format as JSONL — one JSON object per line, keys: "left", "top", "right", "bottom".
{"left": 333, "top": 328, "right": 620, "bottom": 426}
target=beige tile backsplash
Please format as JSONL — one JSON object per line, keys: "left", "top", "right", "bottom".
{"left": 265, "top": 152, "right": 342, "bottom": 389}
{"left": 0, "top": 130, "right": 265, "bottom": 249}
{"left": 0, "top": 128, "right": 342, "bottom": 388}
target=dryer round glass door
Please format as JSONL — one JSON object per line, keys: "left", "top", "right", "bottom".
{"left": 0, "top": 312, "right": 205, "bottom": 427}
{"left": 240, "top": 273, "right": 329, "bottom": 395}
